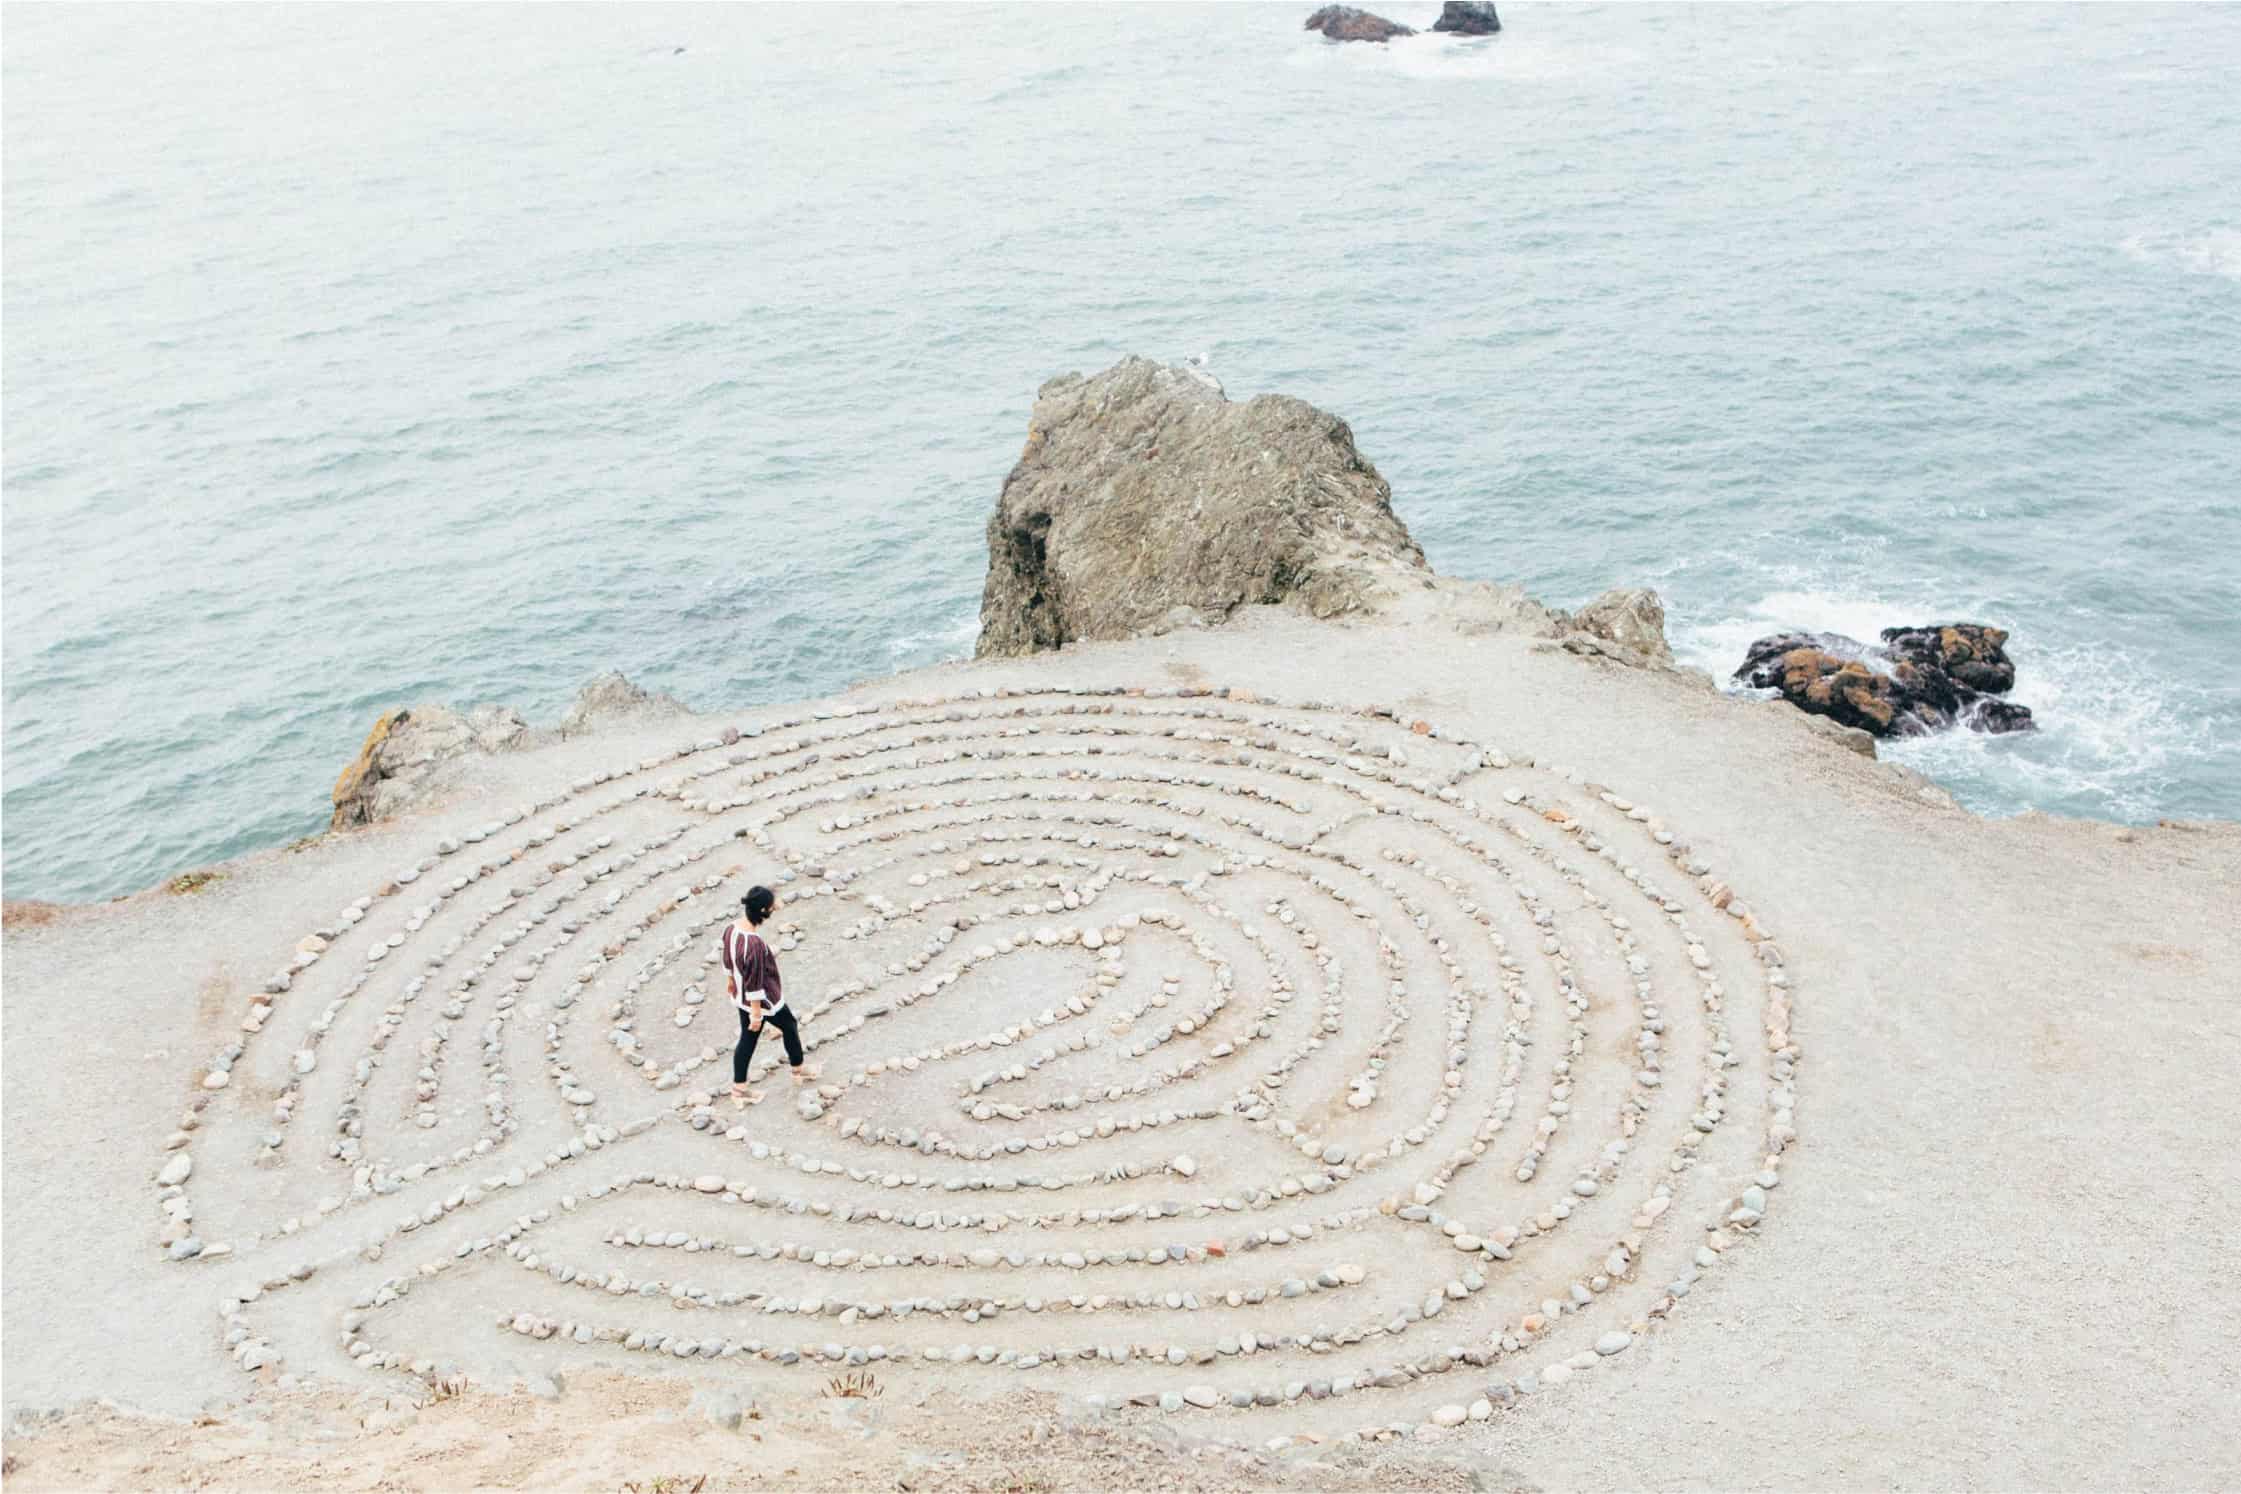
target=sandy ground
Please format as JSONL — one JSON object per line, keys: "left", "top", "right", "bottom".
{"left": 6, "top": 605, "right": 2238, "bottom": 1491}
{"left": 0, "top": 1371, "right": 1509, "bottom": 1493}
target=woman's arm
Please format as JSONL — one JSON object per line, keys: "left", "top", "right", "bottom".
{"left": 745, "top": 934, "right": 782, "bottom": 1008}
{"left": 716, "top": 928, "right": 740, "bottom": 999}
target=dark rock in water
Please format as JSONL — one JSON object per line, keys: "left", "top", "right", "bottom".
{"left": 1960, "top": 695, "right": 2036, "bottom": 733}
{"left": 1879, "top": 623, "right": 2017, "bottom": 695}
{"left": 1431, "top": 2, "right": 1502, "bottom": 35}
{"left": 1305, "top": 6, "right": 1415, "bottom": 42}
{"left": 1734, "top": 624, "right": 2035, "bottom": 738}
{"left": 1736, "top": 639, "right": 1912, "bottom": 737}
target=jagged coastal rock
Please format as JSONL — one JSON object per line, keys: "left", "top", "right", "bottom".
{"left": 975, "top": 357, "right": 1432, "bottom": 658}
{"left": 1735, "top": 624, "right": 2034, "bottom": 738}
{"left": 1555, "top": 587, "right": 1673, "bottom": 666}
{"left": 330, "top": 673, "right": 681, "bottom": 828}
{"left": 971, "top": 356, "right": 1691, "bottom": 673}
{"left": 557, "top": 670, "right": 688, "bottom": 738}
{"left": 1879, "top": 622, "right": 2018, "bottom": 694}
{"left": 1431, "top": 1, "right": 1503, "bottom": 35}
{"left": 329, "top": 703, "right": 527, "bottom": 828}
{"left": 1304, "top": 5, "right": 1414, "bottom": 42}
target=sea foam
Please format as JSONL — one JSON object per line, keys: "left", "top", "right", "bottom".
{"left": 2118, "top": 228, "right": 2241, "bottom": 282}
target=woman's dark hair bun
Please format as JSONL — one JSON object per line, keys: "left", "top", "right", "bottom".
{"left": 743, "top": 885, "right": 776, "bottom": 925}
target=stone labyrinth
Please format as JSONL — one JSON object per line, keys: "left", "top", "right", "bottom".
{"left": 159, "top": 684, "right": 1800, "bottom": 1440}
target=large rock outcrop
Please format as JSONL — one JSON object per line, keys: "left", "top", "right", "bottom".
{"left": 1431, "top": 2, "right": 1502, "bottom": 35}
{"left": 1734, "top": 624, "right": 2034, "bottom": 738}
{"left": 975, "top": 357, "right": 1432, "bottom": 658}
{"left": 1305, "top": 6, "right": 1414, "bottom": 42}
{"left": 330, "top": 703, "right": 528, "bottom": 828}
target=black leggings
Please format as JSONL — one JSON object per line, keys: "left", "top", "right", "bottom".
{"left": 734, "top": 1003, "right": 804, "bottom": 1083}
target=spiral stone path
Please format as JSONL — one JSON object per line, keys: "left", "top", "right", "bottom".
{"left": 155, "top": 684, "right": 1799, "bottom": 1443}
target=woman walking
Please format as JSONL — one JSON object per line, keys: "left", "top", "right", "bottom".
{"left": 719, "top": 884, "right": 816, "bottom": 1107}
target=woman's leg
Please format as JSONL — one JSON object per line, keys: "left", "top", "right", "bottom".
{"left": 734, "top": 1006, "right": 763, "bottom": 1085}
{"left": 771, "top": 1005, "right": 806, "bottom": 1070}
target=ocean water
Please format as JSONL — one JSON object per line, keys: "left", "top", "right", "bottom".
{"left": 5, "top": 3, "right": 2238, "bottom": 904}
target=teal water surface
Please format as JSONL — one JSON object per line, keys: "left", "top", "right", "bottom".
{"left": 5, "top": 3, "right": 2239, "bottom": 903}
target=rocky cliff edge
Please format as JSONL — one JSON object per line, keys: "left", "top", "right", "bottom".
{"left": 334, "top": 359, "right": 1687, "bottom": 835}
{"left": 974, "top": 355, "right": 1677, "bottom": 671}
{"left": 329, "top": 672, "right": 685, "bottom": 829}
